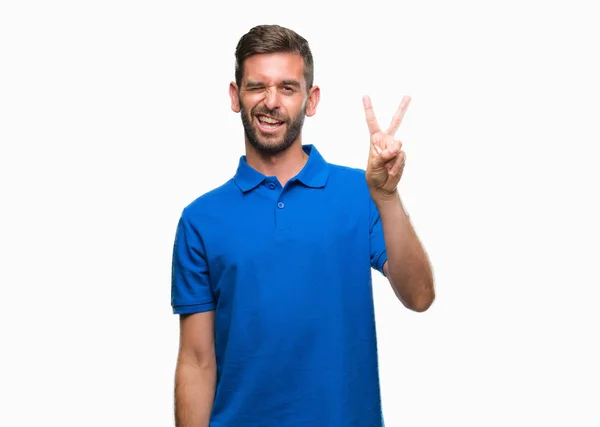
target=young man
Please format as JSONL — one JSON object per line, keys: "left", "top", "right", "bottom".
{"left": 171, "top": 24, "right": 434, "bottom": 427}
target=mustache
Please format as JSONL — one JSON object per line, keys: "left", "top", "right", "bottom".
{"left": 251, "top": 107, "right": 287, "bottom": 122}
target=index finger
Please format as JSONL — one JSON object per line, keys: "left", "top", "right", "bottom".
{"left": 386, "top": 96, "right": 411, "bottom": 135}
{"left": 362, "top": 95, "right": 380, "bottom": 136}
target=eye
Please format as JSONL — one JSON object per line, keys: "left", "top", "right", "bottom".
{"left": 283, "top": 86, "right": 294, "bottom": 93}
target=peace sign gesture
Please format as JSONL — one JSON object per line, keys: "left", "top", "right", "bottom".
{"left": 363, "top": 95, "right": 411, "bottom": 197}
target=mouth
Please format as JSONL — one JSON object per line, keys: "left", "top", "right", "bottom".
{"left": 255, "top": 114, "right": 285, "bottom": 134}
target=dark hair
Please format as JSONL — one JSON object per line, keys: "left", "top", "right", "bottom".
{"left": 234, "top": 25, "right": 314, "bottom": 92}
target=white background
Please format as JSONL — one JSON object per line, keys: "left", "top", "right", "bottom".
{"left": 1, "top": 0, "right": 599, "bottom": 426}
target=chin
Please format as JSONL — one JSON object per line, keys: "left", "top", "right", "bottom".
{"left": 241, "top": 112, "right": 301, "bottom": 155}
{"left": 252, "top": 140, "right": 291, "bottom": 155}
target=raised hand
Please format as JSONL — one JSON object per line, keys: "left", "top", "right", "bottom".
{"left": 363, "top": 95, "right": 411, "bottom": 197}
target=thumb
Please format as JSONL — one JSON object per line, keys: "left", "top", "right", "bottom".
{"left": 371, "top": 143, "right": 399, "bottom": 167}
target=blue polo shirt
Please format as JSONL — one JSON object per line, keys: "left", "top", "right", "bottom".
{"left": 171, "top": 144, "right": 388, "bottom": 427}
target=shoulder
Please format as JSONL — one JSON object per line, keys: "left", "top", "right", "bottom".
{"left": 324, "top": 161, "right": 378, "bottom": 216}
{"left": 180, "top": 178, "right": 238, "bottom": 221}
{"left": 325, "top": 162, "right": 369, "bottom": 192}
{"left": 327, "top": 162, "right": 366, "bottom": 177}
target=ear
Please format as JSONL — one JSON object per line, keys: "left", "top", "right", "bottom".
{"left": 305, "top": 85, "right": 320, "bottom": 117}
{"left": 229, "top": 82, "right": 241, "bottom": 113}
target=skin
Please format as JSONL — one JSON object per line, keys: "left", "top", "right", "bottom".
{"left": 228, "top": 52, "right": 320, "bottom": 187}
{"left": 363, "top": 95, "right": 436, "bottom": 311}
{"left": 174, "top": 311, "right": 216, "bottom": 427}
{"left": 174, "top": 51, "right": 435, "bottom": 426}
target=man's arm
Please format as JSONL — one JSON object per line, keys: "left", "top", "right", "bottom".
{"left": 376, "top": 191, "right": 435, "bottom": 312}
{"left": 362, "top": 95, "right": 435, "bottom": 312}
{"left": 175, "top": 310, "right": 216, "bottom": 427}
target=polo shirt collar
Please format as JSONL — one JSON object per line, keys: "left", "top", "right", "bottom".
{"left": 233, "top": 144, "right": 329, "bottom": 193}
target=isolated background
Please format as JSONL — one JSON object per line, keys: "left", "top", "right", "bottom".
{"left": 1, "top": 1, "right": 599, "bottom": 426}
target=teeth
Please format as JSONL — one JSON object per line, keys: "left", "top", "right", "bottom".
{"left": 258, "top": 116, "right": 281, "bottom": 124}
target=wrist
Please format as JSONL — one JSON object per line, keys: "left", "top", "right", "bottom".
{"left": 369, "top": 188, "right": 399, "bottom": 206}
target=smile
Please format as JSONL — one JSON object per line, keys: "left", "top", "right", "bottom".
{"left": 255, "top": 114, "right": 285, "bottom": 133}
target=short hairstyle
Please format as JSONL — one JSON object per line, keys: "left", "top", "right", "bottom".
{"left": 234, "top": 24, "right": 314, "bottom": 92}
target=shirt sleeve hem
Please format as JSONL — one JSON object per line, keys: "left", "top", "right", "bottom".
{"left": 374, "top": 252, "right": 388, "bottom": 277}
{"left": 172, "top": 301, "right": 216, "bottom": 315}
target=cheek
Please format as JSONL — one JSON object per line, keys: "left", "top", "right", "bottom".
{"left": 285, "top": 97, "right": 306, "bottom": 116}
{"left": 240, "top": 95, "right": 258, "bottom": 114}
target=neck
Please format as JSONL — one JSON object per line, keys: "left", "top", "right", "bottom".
{"left": 245, "top": 139, "right": 308, "bottom": 187}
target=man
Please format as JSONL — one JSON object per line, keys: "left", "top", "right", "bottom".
{"left": 171, "top": 24, "right": 434, "bottom": 427}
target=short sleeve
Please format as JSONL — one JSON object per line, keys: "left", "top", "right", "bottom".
{"left": 369, "top": 197, "right": 388, "bottom": 276}
{"left": 171, "top": 208, "right": 216, "bottom": 314}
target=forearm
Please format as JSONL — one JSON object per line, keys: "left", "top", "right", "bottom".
{"left": 373, "top": 190, "right": 435, "bottom": 311}
{"left": 175, "top": 359, "right": 216, "bottom": 427}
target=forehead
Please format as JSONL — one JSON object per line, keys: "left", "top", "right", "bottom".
{"left": 242, "top": 52, "right": 305, "bottom": 85}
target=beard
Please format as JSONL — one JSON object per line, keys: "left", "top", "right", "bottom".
{"left": 239, "top": 97, "right": 306, "bottom": 155}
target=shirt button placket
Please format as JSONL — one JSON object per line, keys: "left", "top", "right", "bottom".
{"left": 275, "top": 180, "right": 295, "bottom": 232}
{"left": 275, "top": 198, "right": 290, "bottom": 231}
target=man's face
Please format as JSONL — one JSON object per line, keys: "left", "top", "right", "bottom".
{"left": 230, "top": 53, "right": 319, "bottom": 155}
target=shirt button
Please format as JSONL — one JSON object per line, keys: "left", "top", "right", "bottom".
{"left": 268, "top": 183, "right": 276, "bottom": 190}
{"left": 277, "top": 202, "right": 285, "bottom": 209}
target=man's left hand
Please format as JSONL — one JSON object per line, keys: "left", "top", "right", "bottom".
{"left": 363, "top": 95, "right": 411, "bottom": 197}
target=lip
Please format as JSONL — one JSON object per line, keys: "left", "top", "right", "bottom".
{"left": 255, "top": 115, "right": 285, "bottom": 134}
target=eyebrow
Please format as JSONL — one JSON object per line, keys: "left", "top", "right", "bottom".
{"left": 244, "top": 80, "right": 302, "bottom": 89}
{"left": 245, "top": 81, "right": 265, "bottom": 88}
{"left": 281, "top": 80, "right": 301, "bottom": 88}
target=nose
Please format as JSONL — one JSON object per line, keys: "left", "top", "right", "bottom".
{"left": 262, "top": 88, "right": 281, "bottom": 111}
